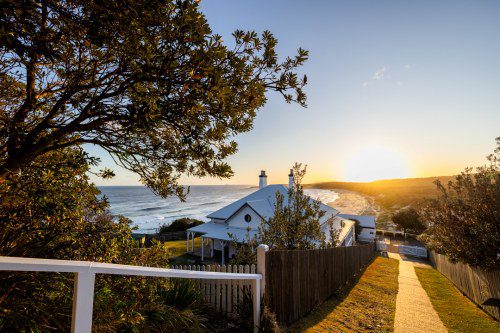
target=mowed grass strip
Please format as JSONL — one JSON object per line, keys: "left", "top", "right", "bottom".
{"left": 164, "top": 237, "right": 201, "bottom": 257}
{"left": 415, "top": 267, "right": 500, "bottom": 333}
{"left": 288, "top": 256, "right": 399, "bottom": 333}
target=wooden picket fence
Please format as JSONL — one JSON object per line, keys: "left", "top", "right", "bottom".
{"left": 265, "top": 243, "right": 376, "bottom": 326}
{"left": 171, "top": 264, "right": 256, "bottom": 315}
{"left": 429, "top": 251, "right": 500, "bottom": 320}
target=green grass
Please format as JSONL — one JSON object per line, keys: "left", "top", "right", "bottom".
{"left": 162, "top": 237, "right": 202, "bottom": 265}
{"left": 288, "top": 256, "right": 399, "bottom": 333}
{"left": 415, "top": 267, "right": 500, "bottom": 333}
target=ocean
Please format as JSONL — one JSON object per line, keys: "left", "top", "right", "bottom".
{"left": 99, "top": 185, "right": 339, "bottom": 233}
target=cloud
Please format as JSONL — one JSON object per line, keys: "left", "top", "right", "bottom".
{"left": 362, "top": 66, "right": 387, "bottom": 87}
{"left": 372, "top": 66, "right": 387, "bottom": 80}
{"left": 404, "top": 64, "right": 412, "bottom": 70}
{"left": 396, "top": 81, "right": 402, "bottom": 86}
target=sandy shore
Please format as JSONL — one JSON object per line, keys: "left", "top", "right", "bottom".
{"left": 323, "top": 188, "right": 374, "bottom": 215}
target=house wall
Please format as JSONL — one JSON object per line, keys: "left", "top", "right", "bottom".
{"left": 226, "top": 206, "right": 262, "bottom": 230}
{"left": 209, "top": 239, "right": 237, "bottom": 258}
{"left": 358, "top": 228, "right": 376, "bottom": 242}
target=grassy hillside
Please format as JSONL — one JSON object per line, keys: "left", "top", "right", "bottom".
{"left": 306, "top": 176, "right": 455, "bottom": 210}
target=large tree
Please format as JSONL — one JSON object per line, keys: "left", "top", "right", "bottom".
{"left": 419, "top": 137, "right": 500, "bottom": 270}
{"left": 0, "top": 0, "right": 308, "bottom": 198}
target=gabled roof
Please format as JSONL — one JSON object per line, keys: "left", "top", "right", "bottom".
{"left": 206, "top": 184, "right": 339, "bottom": 223}
{"left": 188, "top": 221, "right": 258, "bottom": 242}
{"left": 207, "top": 185, "right": 287, "bottom": 220}
{"left": 338, "top": 214, "right": 376, "bottom": 228}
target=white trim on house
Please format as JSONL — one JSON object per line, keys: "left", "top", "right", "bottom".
{"left": 187, "top": 171, "right": 361, "bottom": 263}
{"left": 338, "top": 214, "right": 376, "bottom": 243}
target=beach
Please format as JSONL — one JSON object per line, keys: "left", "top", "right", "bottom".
{"left": 324, "top": 188, "right": 374, "bottom": 215}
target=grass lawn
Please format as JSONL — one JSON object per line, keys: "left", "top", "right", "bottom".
{"left": 162, "top": 237, "right": 202, "bottom": 265}
{"left": 415, "top": 267, "right": 500, "bottom": 333}
{"left": 288, "top": 256, "right": 399, "bottom": 333}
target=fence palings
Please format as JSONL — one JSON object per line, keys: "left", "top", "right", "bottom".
{"left": 172, "top": 263, "right": 256, "bottom": 315}
{"left": 429, "top": 251, "right": 500, "bottom": 320}
{"left": 265, "top": 243, "right": 376, "bottom": 326}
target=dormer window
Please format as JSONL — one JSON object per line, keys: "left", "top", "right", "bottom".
{"left": 244, "top": 214, "right": 252, "bottom": 223}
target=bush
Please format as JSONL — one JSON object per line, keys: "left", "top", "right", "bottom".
{"left": 391, "top": 207, "right": 426, "bottom": 234}
{"left": 419, "top": 137, "right": 500, "bottom": 270}
{"left": 159, "top": 218, "right": 204, "bottom": 233}
{"left": 0, "top": 149, "right": 210, "bottom": 331}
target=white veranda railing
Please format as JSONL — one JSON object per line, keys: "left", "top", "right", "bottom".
{"left": 0, "top": 248, "right": 267, "bottom": 333}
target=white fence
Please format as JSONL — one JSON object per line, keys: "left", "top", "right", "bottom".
{"left": 376, "top": 241, "right": 428, "bottom": 258}
{"left": 172, "top": 264, "right": 256, "bottom": 315}
{"left": 0, "top": 250, "right": 267, "bottom": 333}
{"left": 398, "top": 245, "right": 428, "bottom": 258}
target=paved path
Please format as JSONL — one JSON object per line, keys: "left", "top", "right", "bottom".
{"left": 391, "top": 253, "right": 447, "bottom": 333}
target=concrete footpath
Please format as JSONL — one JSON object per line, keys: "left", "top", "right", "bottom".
{"left": 391, "top": 253, "right": 448, "bottom": 333}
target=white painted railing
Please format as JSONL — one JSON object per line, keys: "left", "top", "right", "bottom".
{"left": 398, "top": 245, "right": 428, "bottom": 258}
{"left": 0, "top": 256, "right": 263, "bottom": 333}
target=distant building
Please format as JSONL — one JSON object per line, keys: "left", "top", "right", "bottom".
{"left": 338, "top": 214, "right": 376, "bottom": 243}
{"left": 186, "top": 169, "right": 357, "bottom": 264}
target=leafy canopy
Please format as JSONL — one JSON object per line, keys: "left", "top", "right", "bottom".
{"left": 0, "top": 0, "right": 308, "bottom": 198}
{"left": 391, "top": 207, "right": 426, "bottom": 235}
{"left": 420, "top": 137, "right": 500, "bottom": 270}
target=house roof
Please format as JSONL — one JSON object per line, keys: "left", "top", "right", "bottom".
{"left": 338, "top": 214, "right": 376, "bottom": 228}
{"left": 188, "top": 221, "right": 258, "bottom": 242}
{"left": 207, "top": 184, "right": 339, "bottom": 222}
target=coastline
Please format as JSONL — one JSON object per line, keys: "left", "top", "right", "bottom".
{"left": 323, "top": 188, "right": 374, "bottom": 215}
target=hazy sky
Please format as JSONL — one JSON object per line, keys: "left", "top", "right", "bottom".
{"left": 89, "top": 0, "right": 500, "bottom": 186}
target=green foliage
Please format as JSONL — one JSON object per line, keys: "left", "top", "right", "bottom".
{"left": 0, "top": 149, "right": 209, "bottom": 332}
{"left": 391, "top": 207, "right": 426, "bottom": 234}
{"left": 259, "top": 306, "right": 281, "bottom": 333}
{"left": 419, "top": 137, "right": 500, "bottom": 270}
{"left": 231, "top": 164, "right": 338, "bottom": 265}
{"left": 159, "top": 218, "right": 203, "bottom": 233}
{"left": 234, "top": 288, "right": 280, "bottom": 332}
{"left": 260, "top": 163, "right": 337, "bottom": 250}
{"left": 0, "top": 0, "right": 308, "bottom": 199}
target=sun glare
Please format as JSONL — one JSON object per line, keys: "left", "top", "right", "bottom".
{"left": 343, "top": 147, "right": 410, "bottom": 182}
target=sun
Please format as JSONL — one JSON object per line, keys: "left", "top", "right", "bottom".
{"left": 343, "top": 146, "right": 410, "bottom": 182}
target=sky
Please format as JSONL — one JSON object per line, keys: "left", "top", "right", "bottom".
{"left": 89, "top": 0, "right": 500, "bottom": 186}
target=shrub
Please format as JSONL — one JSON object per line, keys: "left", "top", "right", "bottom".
{"left": 419, "top": 137, "right": 500, "bottom": 270}
{"left": 0, "top": 149, "right": 210, "bottom": 331}
{"left": 159, "top": 218, "right": 204, "bottom": 233}
{"left": 391, "top": 207, "right": 426, "bottom": 234}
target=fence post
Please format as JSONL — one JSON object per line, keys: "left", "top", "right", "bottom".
{"left": 252, "top": 278, "right": 261, "bottom": 333}
{"left": 254, "top": 244, "right": 268, "bottom": 332}
{"left": 257, "top": 244, "right": 269, "bottom": 298}
{"left": 71, "top": 270, "right": 95, "bottom": 333}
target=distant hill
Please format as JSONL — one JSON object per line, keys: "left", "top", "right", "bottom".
{"left": 306, "top": 176, "right": 456, "bottom": 210}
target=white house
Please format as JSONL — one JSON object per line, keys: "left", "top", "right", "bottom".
{"left": 338, "top": 214, "right": 376, "bottom": 243}
{"left": 186, "top": 170, "right": 357, "bottom": 264}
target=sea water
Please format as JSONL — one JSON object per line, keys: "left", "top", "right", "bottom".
{"left": 99, "top": 185, "right": 339, "bottom": 233}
